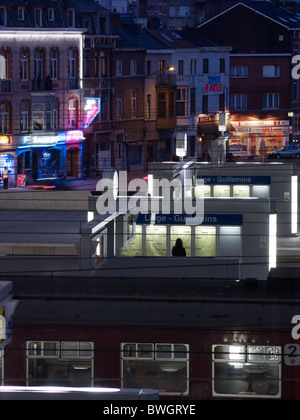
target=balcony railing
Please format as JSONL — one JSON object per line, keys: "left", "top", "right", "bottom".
{"left": 32, "top": 78, "right": 52, "bottom": 92}
{"left": 0, "top": 80, "right": 12, "bottom": 93}
{"left": 156, "top": 73, "right": 176, "bottom": 86}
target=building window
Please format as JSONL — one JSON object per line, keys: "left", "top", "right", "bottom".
{"left": 131, "top": 89, "right": 137, "bottom": 117}
{"left": 48, "top": 8, "right": 54, "bottom": 22}
{"left": 68, "top": 98, "right": 77, "bottom": 129}
{"left": 130, "top": 59, "right": 137, "bottom": 76}
{"left": 263, "top": 93, "right": 279, "bottom": 109}
{"left": 230, "top": 93, "right": 247, "bottom": 110}
{"left": 21, "top": 101, "right": 29, "bottom": 132}
{"left": 190, "top": 59, "right": 197, "bottom": 74}
{"left": 116, "top": 59, "right": 122, "bottom": 76}
{"left": 18, "top": 7, "right": 25, "bottom": 21}
{"left": 45, "top": 101, "right": 58, "bottom": 131}
{"left": 203, "top": 58, "right": 209, "bottom": 74}
{"left": 34, "top": 49, "right": 43, "bottom": 80}
{"left": 146, "top": 94, "right": 151, "bottom": 119}
{"left": 220, "top": 58, "right": 226, "bottom": 73}
{"left": 50, "top": 49, "right": 58, "bottom": 80}
{"left": 121, "top": 343, "right": 189, "bottom": 395}
{"left": 32, "top": 103, "right": 44, "bottom": 130}
{"left": 230, "top": 65, "right": 248, "bottom": 78}
{"left": 146, "top": 60, "right": 151, "bottom": 76}
{"left": 158, "top": 92, "right": 166, "bottom": 118}
{"left": 159, "top": 60, "right": 165, "bottom": 74}
{"left": 34, "top": 8, "right": 42, "bottom": 27}
{"left": 212, "top": 344, "right": 281, "bottom": 398}
{"left": 116, "top": 90, "right": 123, "bottom": 118}
{"left": 100, "top": 51, "right": 107, "bottom": 77}
{"left": 0, "top": 103, "right": 9, "bottom": 133}
{"left": 178, "top": 60, "right": 184, "bottom": 75}
{"left": 169, "top": 92, "right": 175, "bottom": 118}
{"left": 0, "top": 50, "right": 7, "bottom": 80}
{"left": 0, "top": 8, "right": 7, "bottom": 26}
{"left": 68, "top": 49, "right": 77, "bottom": 78}
{"left": 176, "top": 88, "right": 189, "bottom": 116}
{"left": 20, "top": 49, "right": 29, "bottom": 81}
{"left": 178, "top": 5, "right": 189, "bottom": 17}
{"left": 191, "top": 88, "right": 196, "bottom": 114}
{"left": 26, "top": 341, "right": 93, "bottom": 387}
{"left": 263, "top": 65, "right": 280, "bottom": 78}
{"left": 67, "top": 9, "right": 75, "bottom": 28}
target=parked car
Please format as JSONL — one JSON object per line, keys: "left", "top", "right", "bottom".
{"left": 267, "top": 145, "right": 300, "bottom": 159}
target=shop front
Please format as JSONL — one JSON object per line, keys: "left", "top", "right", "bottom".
{"left": 0, "top": 135, "right": 16, "bottom": 187}
{"left": 0, "top": 153, "right": 15, "bottom": 188}
{"left": 229, "top": 120, "right": 289, "bottom": 156}
{"left": 17, "top": 130, "right": 84, "bottom": 180}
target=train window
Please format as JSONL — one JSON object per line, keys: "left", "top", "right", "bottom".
{"left": 121, "top": 342, "right": 189, "bottom": 395}
{"left": 26, "top": 341, "right": 94, "bottom": 387}
{"left": 212, "top": 344, "right": 281, "bottom": 398}
{"left": 27, "top": 341, "right": 59, "bottom": 357}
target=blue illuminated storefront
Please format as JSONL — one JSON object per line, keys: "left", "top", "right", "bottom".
{"left": 17, "top": 130, "right": 84, "bottom": 180}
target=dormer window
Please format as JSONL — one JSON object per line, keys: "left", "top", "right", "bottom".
{"left": 67, "top": 9, "right": 75, "bottom": 27}
{"left": 18, "top": 7, "right": 25, "bottom": 21}
{"left": 0, "top": 8, "right": 7, "bottom": 26}
{"left": 34, "top": 8, "right": 42, "bottom": 27}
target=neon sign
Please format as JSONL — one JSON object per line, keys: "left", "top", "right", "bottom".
{"left": 84, "top": 97, "right": 100, "bottom": 128}
{"left": 57, "top": 130, "right": 84, "bottom": 143}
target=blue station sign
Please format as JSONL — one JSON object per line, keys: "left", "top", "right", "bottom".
{"left": 137, "top": 213, "right": 243, "bottom": 226}
{"left": 196, "top": 175, "right": 271, "bottom": 185}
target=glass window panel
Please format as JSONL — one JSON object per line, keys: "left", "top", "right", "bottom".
{"left": 214, "top": 345, "right": 229, "bottom": 360}
{"left": 156, "top": 344, "right": 172, "bottom": 359}
{"left": 43, "top": 342, "right": 58, "bottom": 357}
{"left": 229, "top": 345, "right": 245, "bottom": 361}
{"left": 123, "top": 344, "right": 136, "bottom": 358}
{"left": 233, "top": 185, "right": 250, "bottom": 197}
{"left": 195, "top": 226, "right": 216, "bottom": 257}
{"left": 212, "top": 344, "right": 281, "bottom": 398}
{"left": 146, "top": 225, "right": 167, "bottom": 256}
{"left": 137, "top": 344, "right": 153, "bottom": 358}
{"left": 174, "top": 345, "right": 188, "bottom": 359}
{"left": 213, "top": 185, "right": 230, "bottom": 197}
{"left": 121, "top": 224, "right": 142, "bottom": 256}
{"left": 79, "top": 342, "right": 93, "bottom": 358}
{"left": 194, "top": 184, "right": 211, "bottom": 197}
{"left": 61, "top": 341, "right": 77, "bottom": 358}
{"left": 213, "top": 362, "right": 280, "bottom": 397}
{"left": 28, "top": 341, "right": 42, "bottom": 356}
{"left": 122, "top": 359, "right": 188, "bottom": 394}
{"left": 170, "top": 226, "right": 191, "bottom": 257}
{"left": 248, "top": 346, "right": 265, "bottom": 362}
{"left": 28, "top": 359, "right": 92, "bottom": 387}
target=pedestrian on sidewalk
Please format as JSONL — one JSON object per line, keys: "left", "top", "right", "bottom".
{"left": 2, "top": 167, "right": 8, "bottom": 190}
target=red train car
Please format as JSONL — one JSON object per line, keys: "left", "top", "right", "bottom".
{"left": 2, "top": 274, "right": 300, "bottom": 400}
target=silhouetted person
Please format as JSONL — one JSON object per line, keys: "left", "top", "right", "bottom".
{"left": 172, "top": 238, "right": 186, "bottom": 256}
